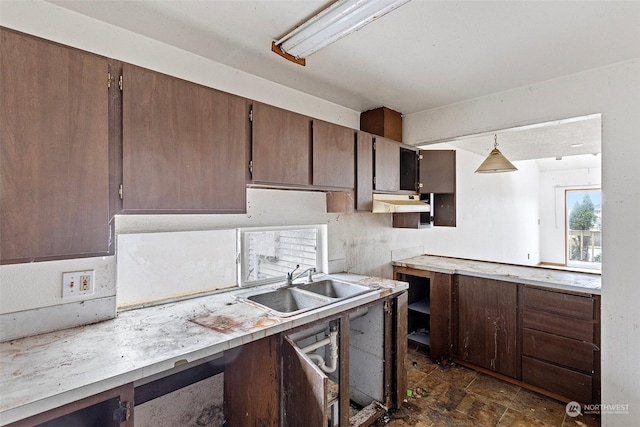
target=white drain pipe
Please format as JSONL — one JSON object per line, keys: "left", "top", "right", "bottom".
{"left": 302, "top": 325, "right": 338, "bottom": 373}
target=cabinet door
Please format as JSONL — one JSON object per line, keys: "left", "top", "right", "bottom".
{"left": 122, "top": 64, "right": 248, "bottom": 213}
{"left": 356, "top": 131, "right": 374, "bottom": 210}
{"left": 374, "top": 137, "right": 400, "bottom": 191}
{"left": 312, "top": 120, "right": 355, "bottom": 189}
{"left": 1, "top": 28, "right": 112, "bottom": 263}
{"left": 252, "top": 102, "right": 311, "bottom": 186}
{"left": 225, "top": 335, "right": 280, "bottom": 426}
{"left": 283, "top": 336, "right": 330, "bottom": 427}
{"left": 456, "top": 276, "right": 518, "bottom": 377}
{"left": 419, "top": 150, "right": 455, "bottom": 194}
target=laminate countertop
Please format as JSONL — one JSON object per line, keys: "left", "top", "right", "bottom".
{"left": 0, "top": 273, "right": 407, "bottom": 425}
{"left": 393, "top": 255, "right": 601, "bottom": 295}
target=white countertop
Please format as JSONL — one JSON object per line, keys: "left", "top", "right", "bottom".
{"left": 0, "top": 273, "right": 407, "bottom": 425}
{"left": 393, "top": 255, "right": 601, "bottom": 295}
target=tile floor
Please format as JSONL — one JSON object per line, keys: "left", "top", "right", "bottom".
{"left": 374, "top": 347, "right": 600, "bottom": 427}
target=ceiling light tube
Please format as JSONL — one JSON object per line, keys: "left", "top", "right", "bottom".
{"left": 274, "top": 0, "right": 411, "bottom": 63}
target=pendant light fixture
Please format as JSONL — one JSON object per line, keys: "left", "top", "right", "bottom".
{"left": 475, "top": 134, "right": 518, "bottom": 173}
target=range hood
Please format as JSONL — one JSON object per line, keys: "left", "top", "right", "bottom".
{"left": 372, "top": 194, "right": 431, "bottom": 213}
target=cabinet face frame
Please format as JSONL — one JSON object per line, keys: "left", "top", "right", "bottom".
{"left": 5, "top": 384, "right": 134, "bottom": 427}
{"left": 1, "top": 28, "right": 115, "bottom": 264}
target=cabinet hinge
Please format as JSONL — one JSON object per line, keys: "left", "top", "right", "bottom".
{"left": 248, "top": 160, "right": 253, "bottom": 176}
{"left": 119, "top": 184, "right": 123, "bottom": 200}
{"left": 249, "top": 108, "right": 253, "bottom": 122}
{"left": 373, "top": 140, "right": 376, "bottom": 150}
{"left": 417, "top": 182, "right": 423, "bottom": 191}
{"left": 113, "top": 400, "right": 131, "bottom": 423}
{"left": 118, "top": 75, "right": 123, "bottom": 91}
{"left": 373, "top": 176, "right": 376, "bottom": 186}
{"left": 384, "top": 300, "right": 391, "bottom": 314}
{"left": 418, "top": 153, "right": 423, "bottom": 160}
{"left": 107, "top": 72, "right": 113, "bottom": 88}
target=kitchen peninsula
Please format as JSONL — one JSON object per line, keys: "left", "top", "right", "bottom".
{"left": 393, "top": 254, "right": 601, "bottom": 405}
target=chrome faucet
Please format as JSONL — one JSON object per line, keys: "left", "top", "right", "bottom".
{"left": 286, "top": 265, "right": 316, "bottom": 285}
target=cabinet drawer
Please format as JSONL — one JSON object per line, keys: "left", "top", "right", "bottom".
{"left": 522, "top": 356, "right": 592, "bottom": 403}
{"left": 522, "top": 309, "right": 593, "bottom": 342}
{"left": 523, "top": 287, "right": 594, "bottom": 320}
{"left": 522, "top": 329, "right": 594, "bottom": 372}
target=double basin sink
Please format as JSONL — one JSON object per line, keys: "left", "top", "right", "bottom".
{"left": 238, "top": 279, "right": 375, "bottom": 317}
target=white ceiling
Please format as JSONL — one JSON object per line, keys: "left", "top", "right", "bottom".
{"left": 46, "top": 0, "right": 640, "bottom": 115}
{"left": 433, "top": 113, "right": 602, "bottom": 162}
{"left": 45, "top": 0, "right": 634, "bottom": 165}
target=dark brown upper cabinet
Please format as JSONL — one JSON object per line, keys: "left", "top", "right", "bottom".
{"left": 251, "top": 102, "right": 312, "bottom": 187}
{"left": 394, "top": 148, "right": 456, "bottom": 228}
{"left": 360, "top": 107, "right": 402, "bottom": 143}
{"left": 0, "top": 28, "right": 115, "bottom": 264}
{"left": 122, "top": 64, "right": 249, "bottom": 213}
{"left": 373, "top": 136, "right": 400, "bottom": 192}
{"left": 312, "top": 120, "right": 355, "bottom": 189}
{"left": 355, "top": 131, "right": 374, "bottom": 211}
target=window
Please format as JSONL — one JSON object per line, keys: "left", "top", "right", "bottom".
{"left": 238, "top": 225, "right": 327, "bottom": 286}
{"left": 566, "top": 188, "right": 601, "bottom": 270}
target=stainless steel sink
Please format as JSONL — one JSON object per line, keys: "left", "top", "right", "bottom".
{"left": 246, "top": 287, "right": 331, "bottom": 315}
{"left": 295, "top": 279, "right": 371, "bottom": 299}
{"left": 239, "top": 278, "right": 376, "bottom": 317}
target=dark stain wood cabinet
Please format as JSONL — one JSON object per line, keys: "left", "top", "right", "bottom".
{"left": 455, "top": 276, "right": 518, "bottom": 378}
{"left": 6, "top": 384, "right": 134, "bottom": 427}
{"left": 0, "top": 28, "right": 115, "bottom": 263}
{"left": 393, "top": 267, "right": 452, "bottom": 362}
{"left": 355, "top": 131, "right": 374, "bottom": 211}
{"left": 520, "top": 286, "right": 600, "bottom": 404}
{"left": 312, "top": 120, "right": 355, "bottom": 189}
{"left": 122, "top": 64, "right": 249, "bottom": 213}
{"left": 224, "top": 294, "right": 407, "bottom": 426}
{"left": 373, "top": 136, "right": 400, "bottom": 192}
{"left": 251, "top": 102, "right": 312, "bottom": 186}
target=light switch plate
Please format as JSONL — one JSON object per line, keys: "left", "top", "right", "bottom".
{"left": 62, "top": 270, "right": 95, "bottom": 298}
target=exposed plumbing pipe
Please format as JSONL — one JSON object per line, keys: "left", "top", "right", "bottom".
{"left": 301, "top": 325, "right": 338, "bottom": 373}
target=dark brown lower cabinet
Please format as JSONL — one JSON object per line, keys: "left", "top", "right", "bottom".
{"left": 6, "top": 384, "right": 134, "bottom": 427}
{"left": 392, "top": 265, "right": 600, "bottom": 405}
{"left": 520, "top": 286, "right": 600, "bottom": 404}
{"left": 455, "top": 276, "right": 518, "bottom": 378}
{"left": 225, "top": 294, "right": 407, "bottom": 426}
{"left": 393, "top": 267, "right": 451, "bottom": 362}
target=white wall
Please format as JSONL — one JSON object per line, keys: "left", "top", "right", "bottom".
{"left": 538, "top": 167, "right": 602, "bottom": 265}
{"left": 405, "top": 59, "right": 640, "bottom": 426}
{"left": 418, "top": 143, "right": 541, "bottom": 265}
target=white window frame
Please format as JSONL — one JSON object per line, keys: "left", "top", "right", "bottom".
{"left": 237, "top": 224, "right": 328, "bottom": 287}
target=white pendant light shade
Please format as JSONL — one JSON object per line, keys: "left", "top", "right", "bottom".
{"left": 475, "top": 135, "right": 518, "bottom": 173}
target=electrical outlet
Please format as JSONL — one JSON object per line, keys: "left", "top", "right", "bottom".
{"left": 62, "top": 270, "right": 95, "bottom": 298}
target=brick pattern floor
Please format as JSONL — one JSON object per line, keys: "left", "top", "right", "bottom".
{"left": 374, "top": 347, "right": 600, "bottom": 427}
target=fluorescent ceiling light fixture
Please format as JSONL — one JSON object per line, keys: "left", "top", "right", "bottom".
{"left": 475, "top": 135, "right": 518, "bottom": 173}
{"left": 272, "top": 0, "right": 411, "bottom": 65}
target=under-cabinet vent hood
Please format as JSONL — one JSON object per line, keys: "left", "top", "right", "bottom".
{"left": 372, "top": 194, "right": 430, "bottom": 213}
